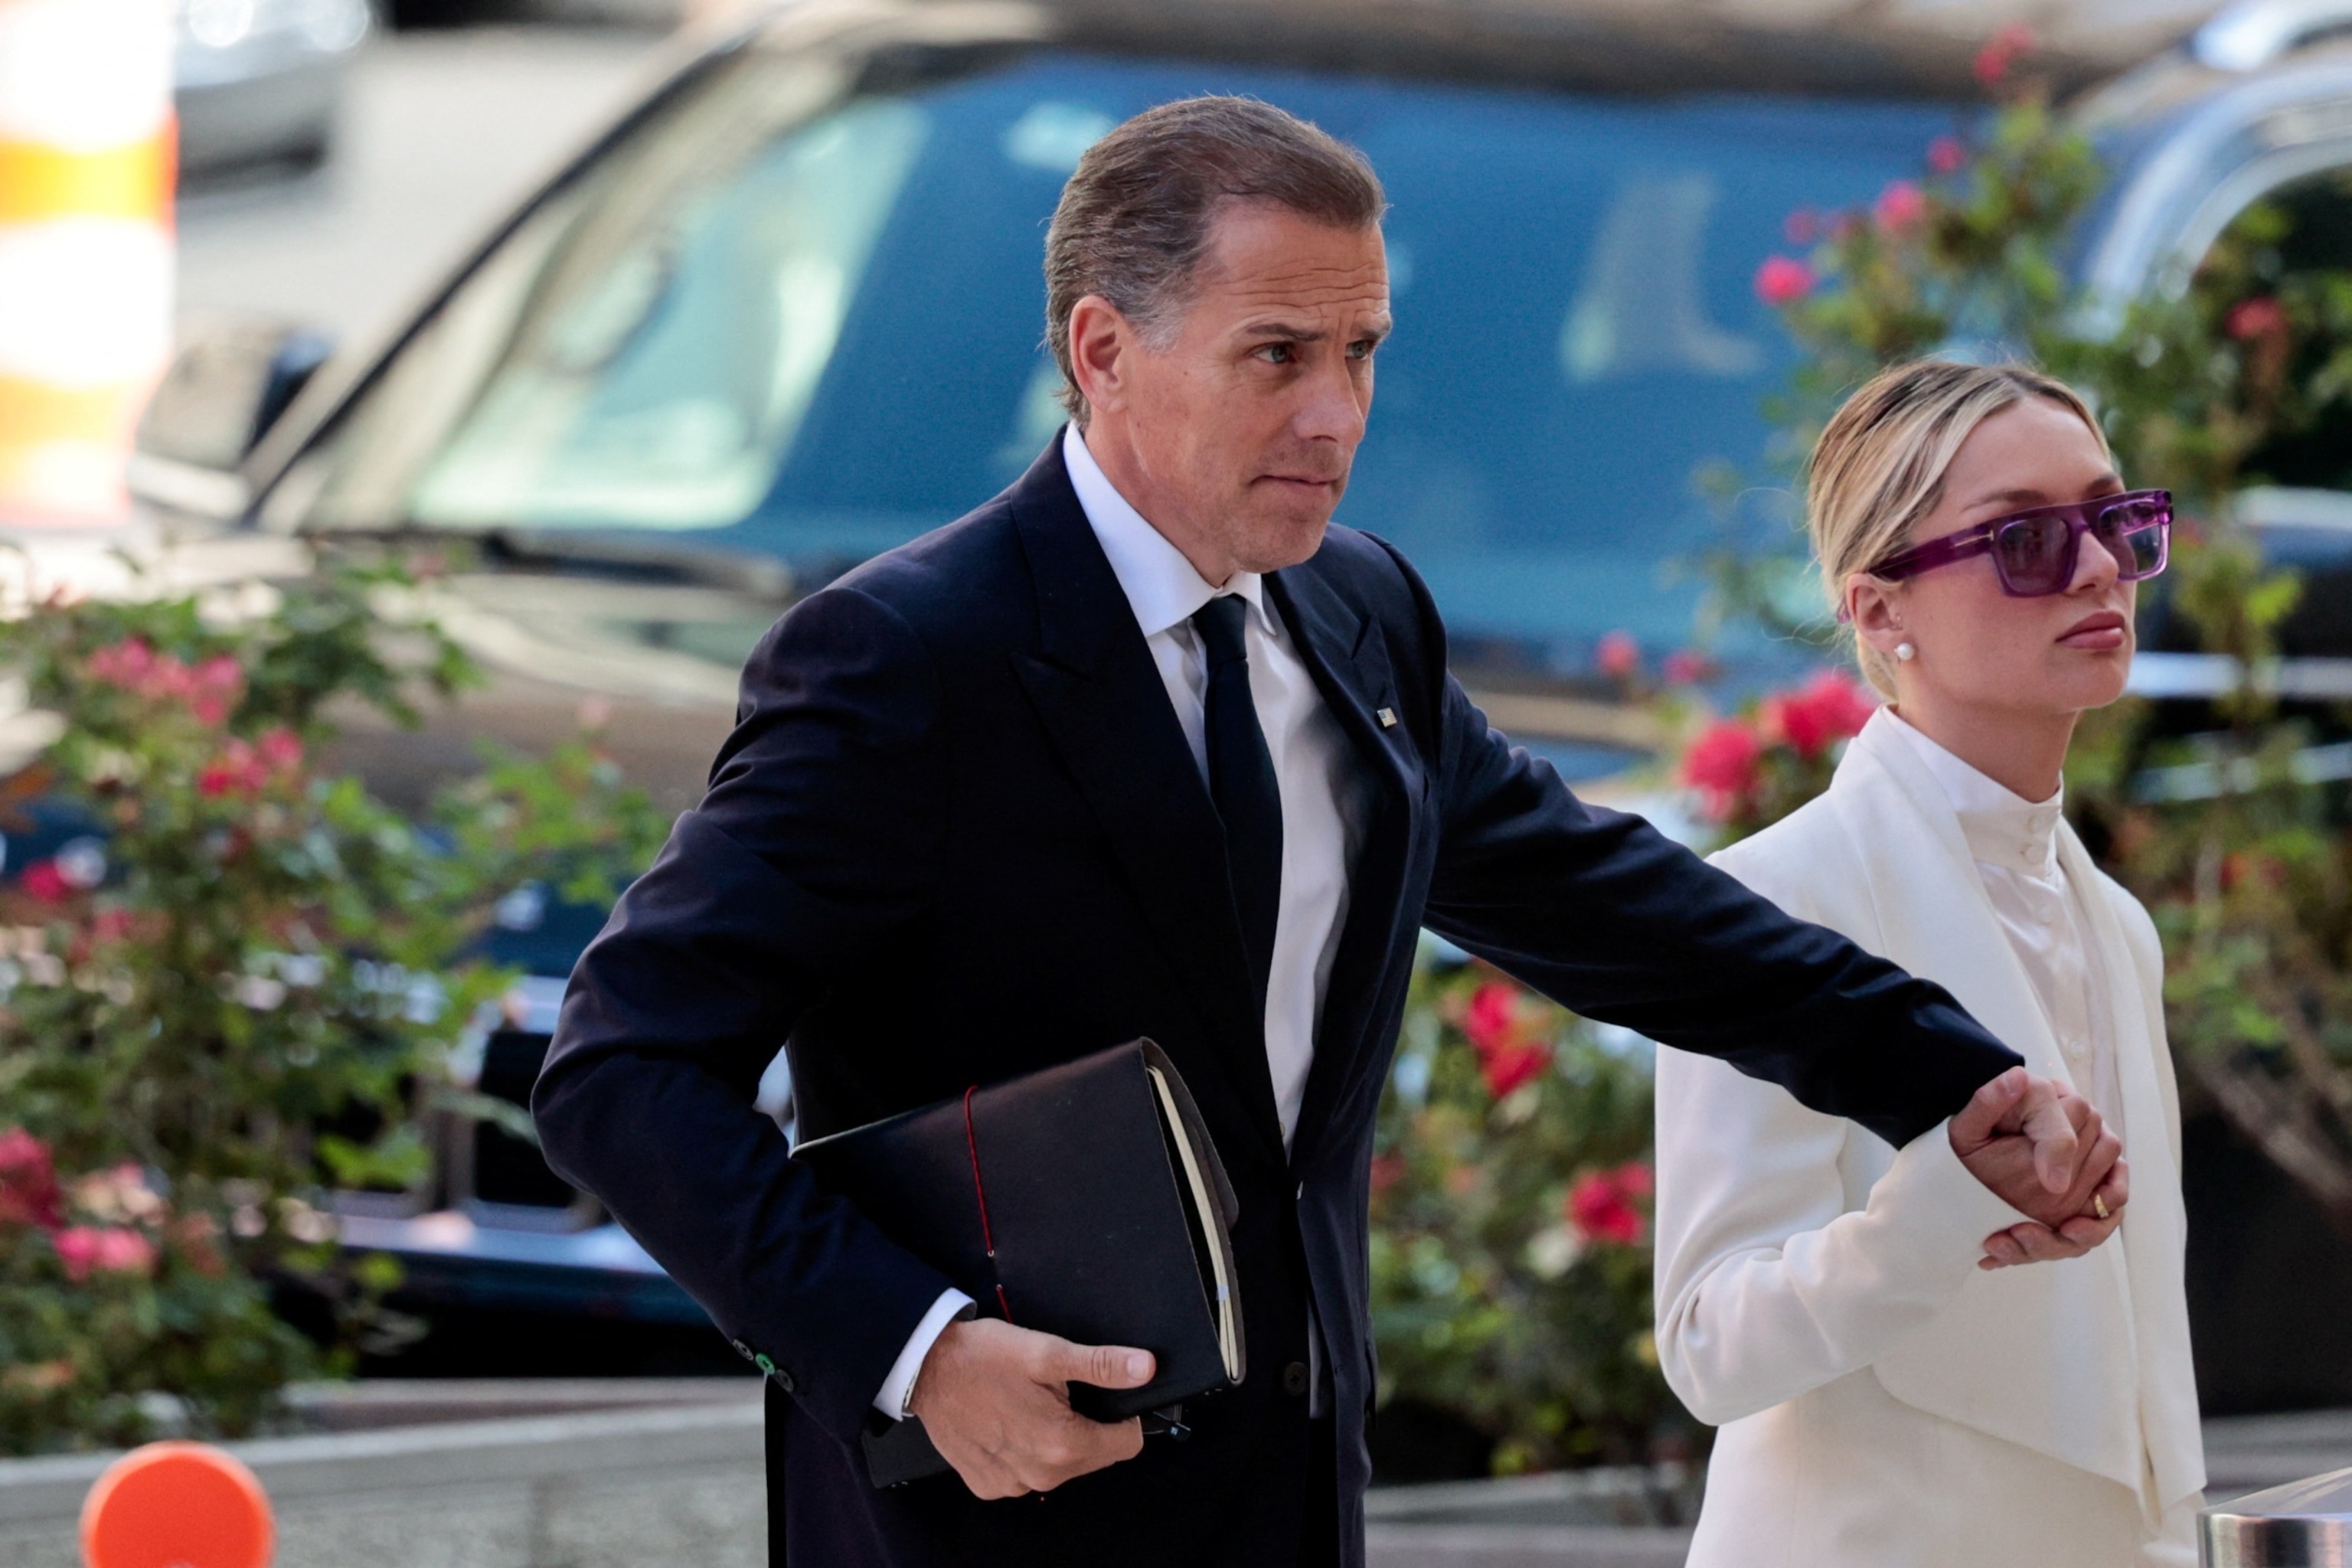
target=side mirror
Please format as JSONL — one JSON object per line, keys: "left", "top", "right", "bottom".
{"left": 131, "top": 312, "right": 334, "bottom": 518}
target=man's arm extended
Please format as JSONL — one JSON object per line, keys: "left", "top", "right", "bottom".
{"left": 1357, "top": 533, "right": 2024, "bottom": 1156}
{"left": 1422, "top": 665, "right": 2022, "bottom": 1149}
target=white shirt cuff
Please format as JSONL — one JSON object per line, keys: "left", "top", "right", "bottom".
{"left": 874, "top": 1288, "right": 975, "bottom": 1421}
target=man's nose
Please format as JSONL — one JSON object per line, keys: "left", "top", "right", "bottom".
{"left": 1292, "top": 355, "right": 1369, "bottom": 447}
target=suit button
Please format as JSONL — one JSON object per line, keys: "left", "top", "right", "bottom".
{"left": 750, "top": 1351, "right": 795, "bottom": 1393}
{"left": 730, "top": 1339, "right": 756, "bottom": 1364}
{"left": 1282, "top": 1361, "right": 1310, "bottom": 1397}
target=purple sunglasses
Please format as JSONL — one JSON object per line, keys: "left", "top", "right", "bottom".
{"left": 1860, "top": 488, "right": 2172, "bottom": 602}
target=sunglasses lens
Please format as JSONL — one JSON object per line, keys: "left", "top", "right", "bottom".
{"left": 1994, "top": 514, "right": 2072, "bottom": 594}
{"left": 2096, "top": 496, "right": 2170, "bottom": 579}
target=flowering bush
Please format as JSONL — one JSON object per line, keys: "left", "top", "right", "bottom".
{"left": 1687, "top": 28, "right": 2352, "bottom": 1230}
{"left": 1371, "top": 956, "right": 1684, "bottom": 1474}
{"left": 0, "top": 558, "right": 666, "bottom": 1453}
{"left": 0, "top": 1130, "right": 304, "bottom": 1453}
{"left": 1677, "top": 669, "right": 1877, "bottom": 835}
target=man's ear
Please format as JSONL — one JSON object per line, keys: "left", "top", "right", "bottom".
{"left": 1068, "top": 295, "right": 1133, "bottom": 418}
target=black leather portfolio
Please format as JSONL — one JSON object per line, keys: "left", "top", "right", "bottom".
{"left": 792, "top": 1039, "right": 1245, "bottom": 1488}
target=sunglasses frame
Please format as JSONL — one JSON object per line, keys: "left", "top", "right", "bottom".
{"left": 1864, "top": 488, "right": 2172, "bottom": 599}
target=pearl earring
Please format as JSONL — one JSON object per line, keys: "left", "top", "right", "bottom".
{"left": 1895, "top": 642, "right": 1916, "bottom": 663}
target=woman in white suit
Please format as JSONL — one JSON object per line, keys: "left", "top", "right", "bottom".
{"left": 1654, "top": 360, "right": 2203, "bottom": 1566}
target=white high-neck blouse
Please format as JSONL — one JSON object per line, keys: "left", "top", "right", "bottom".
{"left": 1885, "top": 710, "right": 2125, "bottom": 1138}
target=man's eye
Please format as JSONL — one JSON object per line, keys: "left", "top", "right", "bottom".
{"left": 1256, "top": 343, "right": 1295, "bottom": 364}
{"left": 1347, "top": 339, "right": 1377, "bottom": 361}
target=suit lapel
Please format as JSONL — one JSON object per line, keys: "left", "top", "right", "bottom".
{"left": 1003, "top": 445, "right": 1285, "bottom": 1167}
{"left": 1268, "top": 562, "right": 1418, "bottom": 1163}
{"left": 2055, "top": 830, "right": 2204, "bottom": 1509}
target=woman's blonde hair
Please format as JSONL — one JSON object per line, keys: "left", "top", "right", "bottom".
{"left": 1808, "top": 358, "right": 2110, "bottom": 697}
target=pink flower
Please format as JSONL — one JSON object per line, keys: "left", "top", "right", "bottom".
{"left": 1928, "top": 135, "right": 1968, "bottom": 175}
{"left": 85, "top": 639, "right": 157, "bottom": 691}
{"left": 1762, "top": 671, "right": 1877, "bottom": 760}
{"left": 1873, "top": 179, "right": 1927, "bottom": 234}
{"left": 2227, "top": 297, "right": 2287, "bottom": 341}
{"left": 256, "top": 727, "right": 304, "bottom": 773}
{"left": 0, "top": 1129, "right": 63, "bottom": 1230}
{"left": 199, "top": 727, "right": 304, "bottom": 799}
{"left": 1662, "top": 650, "right": 1713, "bottom": 686}
{"left": 1754, "top": 255, "right": 1815, "bottom": 306}
{"left": 52, "top": 1225, "right": 155, "bottom": 1282}
{"left": 1479, "top": 1040, "right": 1550, "bottom": 1099}
{"left": 84, "top": 640, "right": 244, "bottom": 725}
{"left": 1975, "top": 22, "right": 2034, "bottom": 89}
{"left": 1596, "top": 630, "right": 1640, "bottom": 680}
{"left": 1464, "top": 981, "right": 1521, "bottom": 1057}
{"left": 1567, "top": 1162, "right": 1653, "bottom": 1247}
{"left": 18, "top": 860, "right": 70, "bottom": 904}
{"left": 1783, "top": 207, "right": 1819, "bottom": 245}
{"left": 1681, "top": 718, "right": 1763, "bottom": 815}
{"left": 198, "top": 750, "right": 249, "bottom": 799}
{"left": 1369, "top": 1153, "right": 1406, "bottom": 1196}
{"left": 198, "top": 733, "right": 296, "bottom": 799}
{"left": 1462, "top": 980, "right": 1552, "bottom": 1099}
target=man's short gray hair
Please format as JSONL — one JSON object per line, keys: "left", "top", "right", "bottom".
{"left": 1043, "top": 95, "right": 1386, "bottom": 421}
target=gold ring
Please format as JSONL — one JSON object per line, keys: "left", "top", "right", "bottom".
{"left": 2092, "top": 1194, "right": 2110, "bottom": 1221}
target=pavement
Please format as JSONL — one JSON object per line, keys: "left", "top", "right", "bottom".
{"left": 6, "top": 1383, "right": 2352, "bottom": 1567}
{"left": 176, "top": 27, "right": 672, "bottom": 352}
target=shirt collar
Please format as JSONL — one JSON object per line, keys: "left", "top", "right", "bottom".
{"left": 1062, "top": 423, "right": 1270, "bottom": 639}
{"left": 1885, "top": 708, "right": 2063, "bottom": 878}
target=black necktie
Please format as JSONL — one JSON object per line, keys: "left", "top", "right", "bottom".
{"left": 1193, "top": 594, "right": 1284, "bottom": 1013}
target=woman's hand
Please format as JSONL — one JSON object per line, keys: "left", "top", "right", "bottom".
{"left": 1978, "top": 1155, "right": 2128, "bottom": 1269}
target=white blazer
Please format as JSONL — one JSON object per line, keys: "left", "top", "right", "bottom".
{"left": 1654, "top": 711, "right": 2203, "bottom": 1567}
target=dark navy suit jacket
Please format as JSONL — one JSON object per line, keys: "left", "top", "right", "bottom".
{"left": 532, "top": 438, "right": 2021, "bottom": 1566}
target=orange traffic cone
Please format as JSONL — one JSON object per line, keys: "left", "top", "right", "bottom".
{"left": 80, "top": 1440, "right": 275, "bottom": 1568}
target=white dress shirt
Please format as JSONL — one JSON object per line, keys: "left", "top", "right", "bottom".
{"left": 873, "top": 423, "right": 1361, "bottom": 1420}
{"left": 1886, "top": 712, "right": 2124, "bottom": 1136}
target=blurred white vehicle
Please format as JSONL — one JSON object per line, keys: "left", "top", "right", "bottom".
{"left": 175, "top": 0, "right": 371, "bottom": 173}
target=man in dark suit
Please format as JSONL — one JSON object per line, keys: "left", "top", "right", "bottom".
{"left": 533, "top": 97, "right": 2124, "bottom": 1567}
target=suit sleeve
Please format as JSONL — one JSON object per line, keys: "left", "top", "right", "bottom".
{"left": 531, "top": 586, "right": 959, "bottom": 1446}
{"left": 1372, "top": 546, "right": 2022, "bottom": 1148}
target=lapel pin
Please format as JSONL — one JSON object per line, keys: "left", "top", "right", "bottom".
{"left": 1377, "top": 707, "right": 1398, "bottom": 729}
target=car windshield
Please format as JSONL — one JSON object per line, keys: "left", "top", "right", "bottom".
{"left": 283, "top": 43, "right": 1957, "bottom": 671}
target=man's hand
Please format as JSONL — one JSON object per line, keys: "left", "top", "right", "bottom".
{"left": 906, "top": 1316, "right": 1155, "bottom": 1500}
{"left": 1948, "top": 1067, "right": 2126, "bottom": 1268}
{"left": 1952, "top": 1066, "right": 2089, "bottom": 1196}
